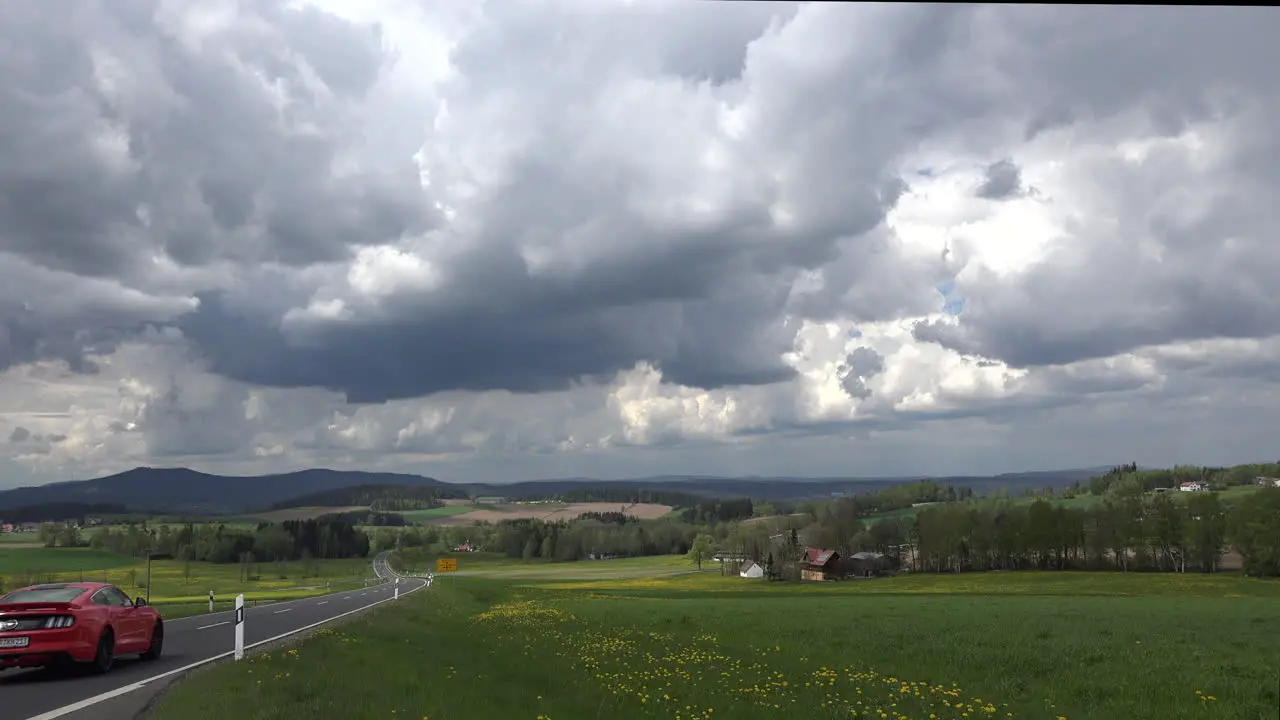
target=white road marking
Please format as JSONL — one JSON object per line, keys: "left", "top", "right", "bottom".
{"left": 25, "top": 575, "right": 427, "bottom": 720}
{"left": 167, "top": 583, "right": 377, "bottom": 625}
{"left": 273, "top": 608, "right": 293, "bottom": 614}
{"left": 317, "top": 601, "right": 328, "bottom": 605}
{"left": 196, "top": 621, "right": 229, "bottom": 631}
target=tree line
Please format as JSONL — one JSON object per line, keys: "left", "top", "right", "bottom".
{"left": 547, "top": 486, "right": 711, "bottom": 507}
{"left": 264, "top": 483, "right": 463, "bottom": 512}
{"left": 87, "top": 518, "right": 370, "bottom": 564}
{"left": 324, "top": 509, "right": 409, "bottom": 526}
{"left": 0, "top": 502, "right": 127, "bottom": 524}
{"left": 1080, "top": 462, "right": 1279, "bottom": 497}
{"left": 371, "top": 515, "right": 700, "bottom": 562}
{"left": 679, "top": 497, "right": 754, "bottom": 524}
{"left": 795, "top": 485, "right": 1280, "bottom": 577}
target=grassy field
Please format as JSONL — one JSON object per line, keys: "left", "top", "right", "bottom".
{"left": 396, "top": 505, "right": 477, "bottom": 523}
{"left": 243, "top": 506, "right": 370, "bottom": 522}
{"left": 0, "top": 547, "right": 136, "bottom": 575}
{"left": 150, "top": 561, "right": 1280, "bottom": 720}
{"left": 0, "top": 548, "right": 376, "bottom": 617}
{"left": 399, "top": 551, "right": 699, "bottom": 580}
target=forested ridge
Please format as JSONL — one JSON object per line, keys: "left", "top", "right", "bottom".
{"left": 265, "top": 483, "right": 465, "bottom": 511}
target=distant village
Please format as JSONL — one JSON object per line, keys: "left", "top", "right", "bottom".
{"left": 708, "top": 530, "right": 900, "bottom": 583}
{"left": 0, "top": 517, "right": 105, "bottom": 534}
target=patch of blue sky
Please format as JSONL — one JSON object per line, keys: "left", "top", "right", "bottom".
{"left": 936, "top": 280, "right": 965, "bottom": 316}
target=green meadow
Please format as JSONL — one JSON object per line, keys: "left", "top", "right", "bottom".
{"left": 151, "top": 560, "right": 1280, "bottom": 720}
{"left": 396, "top": 505, "right": 477, "bottom": 523}
{"left": 0, "top": 547, "right": 135, "bottom": 576}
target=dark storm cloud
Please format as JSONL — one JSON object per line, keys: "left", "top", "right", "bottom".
{"left": 179, "top": 280, "right": 799, "bottom": 403}
{"left": 176, "top": 4, "right": 1280, "bottom": 401}
{"left": 0, "top": 0, "right": 427, "bottom": 275}
{"left": 4, "top": 0, "right": 1280, "bottom": 442}
{"left": 974, "top": 159, "right": 1022, "bottom": 200}
{"left": 0, "top": 0, "right": 435, "bottom": 374}
{"left": 8, "top": 427, "right": 30, "bottom": 443}
{"left": 838, "top": 347, "right": 886, "bottom": 400}
{"left": 163, "top": 2, "right": 987, "bottom": 402}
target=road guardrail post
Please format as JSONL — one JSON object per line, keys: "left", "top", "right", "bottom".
{"left": 234, "top": 594, "right": 245, "bottom": 661}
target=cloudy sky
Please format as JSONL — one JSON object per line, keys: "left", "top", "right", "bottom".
{"left": 2, "top": 1, "right": 1279, "bottom": 488}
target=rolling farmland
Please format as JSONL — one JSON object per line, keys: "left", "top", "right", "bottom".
{"left": 150, "top": 561, "right": 1280, "bottom": 720}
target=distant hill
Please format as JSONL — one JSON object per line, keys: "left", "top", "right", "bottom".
{"left": 0, "top": 467, "right": 451, "bottom": 515}
{"left": 0, "top": 465, "right": 1102, "bottom": 516}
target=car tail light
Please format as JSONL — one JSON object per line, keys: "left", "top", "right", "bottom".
{"left": 42, "top": 615, "right": 75, "bottom": 629}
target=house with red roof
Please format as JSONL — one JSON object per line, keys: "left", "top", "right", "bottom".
{"left": 800, "top": 547, "right": 841, "bottom": 581}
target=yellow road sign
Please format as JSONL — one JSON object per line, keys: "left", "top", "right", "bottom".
{"left": 436, "top": 558, "right": 458, "bottom": 573}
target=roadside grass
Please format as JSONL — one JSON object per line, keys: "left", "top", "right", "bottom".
{"left": 1, "top": 552, "right": 374, "bottom": 613}
{"left": 395, "top": 550, "right": 699, "bottom": 580}
{"left": 150, "top": 565, "right": 1280, "bottom": 720}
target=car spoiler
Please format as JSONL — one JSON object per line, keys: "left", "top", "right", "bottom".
{"left": 0, "top": 602, "right": 75, "bottom": 612}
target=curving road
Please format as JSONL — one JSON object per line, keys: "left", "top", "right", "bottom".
{"left": 3, "top": 551, "right": 426, "bottom": 720}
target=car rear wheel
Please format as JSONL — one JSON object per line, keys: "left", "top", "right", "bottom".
{"left": 90, "top": 629, "right": 115, "bottom": 674}
{"left": 141, "top": 622, "right": 163, "bottom": 661}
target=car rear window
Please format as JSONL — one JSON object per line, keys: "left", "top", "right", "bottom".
{"left": 0, "top": 586, "right": 86, "bottom": 604}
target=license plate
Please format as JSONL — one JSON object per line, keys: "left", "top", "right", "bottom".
{"left": 0, "top": 637, "right": 29, "bottom": 649}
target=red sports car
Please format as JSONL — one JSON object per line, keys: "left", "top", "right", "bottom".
{"left": 0, "top": 581, "right": 164, "bottom": 674}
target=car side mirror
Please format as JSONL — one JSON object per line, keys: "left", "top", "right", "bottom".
{"left": 134, "top": 597, "right": 147, "bottom": 607}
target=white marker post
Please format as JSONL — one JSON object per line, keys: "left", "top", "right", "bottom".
{"left": 394, "top": 577, "right": 400, "bottom": 600}
{"left": 208, "top": 590, "right": 215, "bottom": 613}
{"left": 234, "top": 594, "right": 245, "bottom": 661}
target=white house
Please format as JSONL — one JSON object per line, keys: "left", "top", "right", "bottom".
{"left": 1179, "top": 481, "right": 1208, "bottom": 493}
{"left": 739, "top": 561, "right": 764, "bottom": 579}
{"left": 1254, "top": 477, "right": 1280, "bottom": 488}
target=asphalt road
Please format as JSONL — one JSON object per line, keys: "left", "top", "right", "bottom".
{"left": 2, "top": 551, "right": 427, "bottom": 720}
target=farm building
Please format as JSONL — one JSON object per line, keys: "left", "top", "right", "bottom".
{"left": 713, "top": 550, "right": 747, "bottom": 564}
{"left": 473, "top": 496, "right": 506, "bottom": 505}
{"left": 1255, "top": 477, "right": 1280, "bottom": 488}
{"left": 739, "top": 561, "right": 764, "bottom": 578}
{"left": 1179, "top": 481, "right": 1208, "bottom": 493}
{"left": 848, "top": 551, "right": 889, "bottom": 577}
{"left": 800, "top": 548, "right": 841, "bottom": 581}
